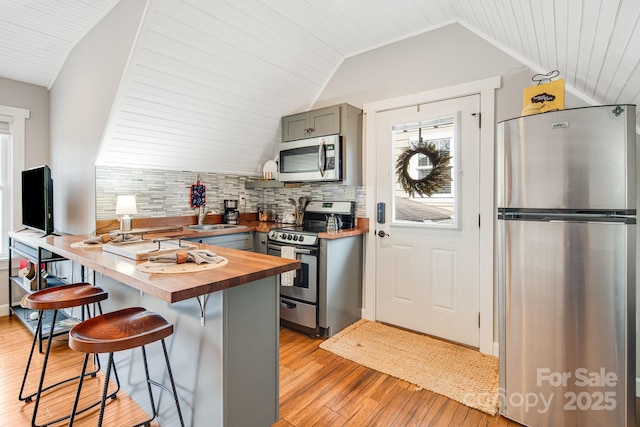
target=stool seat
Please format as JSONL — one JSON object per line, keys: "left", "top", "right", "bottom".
{"left": 69, "top": 307, "right": 173, "bottom": 354}
{"left": 22, "top": 283, "right": 107, "bottom": 311}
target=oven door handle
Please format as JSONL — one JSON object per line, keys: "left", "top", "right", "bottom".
{"left": 268, "top": 243, "right": 315, "bottom": 255}
{"left": 280, "top": 300, "right": 297, "bottom": 310}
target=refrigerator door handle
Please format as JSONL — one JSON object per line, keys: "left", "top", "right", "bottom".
{"left": 498, "top": 211, "right": 635, "bottom": 224}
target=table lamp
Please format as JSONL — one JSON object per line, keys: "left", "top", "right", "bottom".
{"left": 116, "top": 195, "right": 137, "bottom": 232}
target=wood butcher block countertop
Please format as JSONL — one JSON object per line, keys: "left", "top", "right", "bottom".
{"left": 95, "top": 216, "right": 370, "bottom": 241}
{"left": 10, "top": 231, "right": 300, "bottom": 304}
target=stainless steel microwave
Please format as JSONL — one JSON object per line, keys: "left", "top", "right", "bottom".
{"left": 278, "top": 134, "right": 342, "bottom": 182}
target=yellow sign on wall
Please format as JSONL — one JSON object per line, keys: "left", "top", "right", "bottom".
{"left": 522, "top": 78, "right": 565, "bottom": 116}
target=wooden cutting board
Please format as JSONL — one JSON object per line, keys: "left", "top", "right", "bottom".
{"left": 102, "top": 240, "right": 198, "bottom": 260}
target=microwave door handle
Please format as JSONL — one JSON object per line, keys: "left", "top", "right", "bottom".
{"left": 318, "top": 138, "right": 326, "bottom": 177}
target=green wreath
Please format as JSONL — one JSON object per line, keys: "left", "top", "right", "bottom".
{"left": 395, "top": 142, "right": 452, "bottom": 197}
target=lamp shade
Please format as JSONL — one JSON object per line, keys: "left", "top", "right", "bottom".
{"left": 115, "top": 195, "right": 137, "bottom": 215}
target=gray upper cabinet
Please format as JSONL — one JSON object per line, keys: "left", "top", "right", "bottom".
{"left": 282, "top": 105, "right": 340, "bottom": 141}
{"left": 281, "top": 103, "right": 363, "bottom": 185}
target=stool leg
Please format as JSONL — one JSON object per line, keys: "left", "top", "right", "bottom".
{"left": 18, "top": 310, "right": 45, "bottom": 402}
{"left": 138, "top": 341, "right": 185, "bottom": 427}
{"left": 30, "top": 309, "right": 58, "bottom": 427}
{"left": 161, "top": 339, "right": 185, "bottom": 427}
{"left": 96, "top": 353, "right": 114, "bottom": 427}
{"left": 137, "top": 345, "right": 157, "bottom": 427}
{"left": 67, "top": 353, "right": 90, "bottom": 426}
{"left": 67, "top": 353, "right": 120, "bottom": 426}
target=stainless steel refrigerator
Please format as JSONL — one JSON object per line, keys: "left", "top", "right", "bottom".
{"left": 497, "top": 105, "right": 636, "bottom": 426}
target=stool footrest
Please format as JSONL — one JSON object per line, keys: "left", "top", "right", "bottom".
{"left": 19, "top": 361, "right": 100, "bottom": 403}
{"left": 33, "top": 356, "right": 119, "bottom": 427}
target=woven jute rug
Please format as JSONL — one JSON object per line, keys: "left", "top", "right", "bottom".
{"left": 319, "top": 319, "right": 499, "bottom": 415}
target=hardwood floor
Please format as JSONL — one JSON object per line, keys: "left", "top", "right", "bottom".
{"left": 1, "top": 314, "right": 521, "bottom": 426}
{"left": 0, "top": 315, "right": 159, "bottom": 427}
{"left": 277, "top": 327, "right": 521, "bottom": 427}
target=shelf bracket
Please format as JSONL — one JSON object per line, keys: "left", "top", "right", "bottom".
{"left": 196, "top": 295, "right": 208, "bottom": 326}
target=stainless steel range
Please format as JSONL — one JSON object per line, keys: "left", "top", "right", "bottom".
{"left": 268, "top": 201, "right": 360, "bottom": 337}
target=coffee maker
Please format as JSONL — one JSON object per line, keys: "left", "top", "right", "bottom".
{"left": 224, "top": 199, "right": 239, "bottom": 224}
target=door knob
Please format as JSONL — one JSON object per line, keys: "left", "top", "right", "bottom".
{"left": 377, "top": 230, "right": 389, "bottom": 238}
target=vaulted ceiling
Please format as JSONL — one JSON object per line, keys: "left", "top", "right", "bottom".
{"left": 2, "top": 0, "right": 640, "bottom": 175}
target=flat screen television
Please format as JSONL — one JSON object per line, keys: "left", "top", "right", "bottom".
{"left": 21, "top": 165, "right": 54, "bottom": 235}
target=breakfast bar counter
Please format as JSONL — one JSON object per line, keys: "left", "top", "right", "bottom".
{"left": 8, "top": 230, "right": 299, "bottom": 427}
{"left": 16, "top": 232, "right": 299, "bottom": 303}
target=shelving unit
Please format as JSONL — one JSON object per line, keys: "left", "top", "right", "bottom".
{"left": 8, "top": 233, "right": 73, "bottom": 352}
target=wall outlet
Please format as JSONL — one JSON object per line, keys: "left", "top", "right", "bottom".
{"left": 345, "top": 186, "right": 356, "bottom": 200}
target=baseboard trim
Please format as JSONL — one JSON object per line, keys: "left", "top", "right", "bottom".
{"left": 0, "top": 304, "right": 9, "bottom": 317}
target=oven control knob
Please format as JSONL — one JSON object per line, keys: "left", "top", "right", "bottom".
{"left": 280, "top": 233, "right": 287, "bottom": 239}
{"left": 292, "top": 235, "right": 298, "bottom": 241}
{"left": 298, "top": 236, "right": 304, "bottom": 242}
{"left": 287, "top": 234, "right": 293, "bottom": 240}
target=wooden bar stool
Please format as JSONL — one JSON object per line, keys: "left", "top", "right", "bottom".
{"left": 68, "top": 307, "right": 185, "bottom": 427}
{"left": 18, "top": 282, "right": 118, "bottom": 427}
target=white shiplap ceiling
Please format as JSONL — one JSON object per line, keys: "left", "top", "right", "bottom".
{"left": 2, "top": 0, "right": 640, "bottom": 175}
{"left": 0, "top": 0, "right": 120, "bottom": 87}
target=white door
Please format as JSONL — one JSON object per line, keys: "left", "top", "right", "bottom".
{"left": 375, "top": 95, "right": 480, "bottom": 347}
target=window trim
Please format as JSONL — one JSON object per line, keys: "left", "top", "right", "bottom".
{"left": 0, "top": 106, "right": 30, "bottom": 267}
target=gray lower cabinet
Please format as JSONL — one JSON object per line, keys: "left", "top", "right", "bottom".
{"left": 188, "top": 232, "right": 254, "bottom": 251}
{"left": 254, "top": 232, "right": 268, "bottom": 254}
{"left": 319, "top": 235, "right": 363, "bottom": 337}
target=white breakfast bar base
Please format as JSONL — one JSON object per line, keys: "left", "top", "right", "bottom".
{"left": 95, "top": 274, "right": 279, "bottom": 427}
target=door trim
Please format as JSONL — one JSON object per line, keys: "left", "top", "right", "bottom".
{"left": 363, "top": 76, "right": 501, "bottom": 355}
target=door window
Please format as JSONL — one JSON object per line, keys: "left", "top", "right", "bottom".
{"left": 392, "top": 115, "right": 457, "bottom": 227}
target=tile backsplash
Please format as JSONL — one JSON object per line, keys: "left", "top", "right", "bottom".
{"left": 96, "top": 166, "right": 366, "bottom": 221}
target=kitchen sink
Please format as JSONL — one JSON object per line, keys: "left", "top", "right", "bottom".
{"left": 187, "top": 224, "right": 248, "bottom": 231}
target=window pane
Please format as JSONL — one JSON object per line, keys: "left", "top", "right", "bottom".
{"left": 0, "top": 134, "right": 9, "bottom": 256}
{"left": 392, "top": 116, "right": 455, "bottom": 226}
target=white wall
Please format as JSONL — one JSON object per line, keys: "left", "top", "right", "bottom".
{"left": 313, "top": 23, "right": 592, "bottom": 349}
{"left": 0, "top": 78, "right": 50, "bottom": 313}
{"left": 49, "top": 0, "right": 146, "bottom": 235}
{"left": 0, "top": 77, "right": 50, "bottom": 168}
